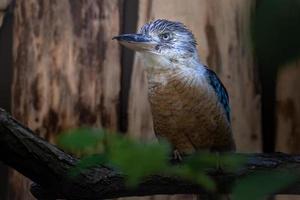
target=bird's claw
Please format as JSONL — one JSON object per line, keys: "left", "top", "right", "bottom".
{"left": 173, "top": 149, "right": 183, "bottom": 161}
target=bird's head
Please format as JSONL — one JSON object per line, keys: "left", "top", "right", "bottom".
{"left": 113, "top": 19, "right": 199, "bottom": 67}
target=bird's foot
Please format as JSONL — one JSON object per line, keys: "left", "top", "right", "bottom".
{"left": 173, "top": 149, "right": 183, "bottom": 162}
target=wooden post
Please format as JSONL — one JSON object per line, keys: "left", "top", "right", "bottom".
{"left": 11, "top": 0, "right": 122, "bottom": 199}
{"left": 275, "top": 61, "right": 300, "bottom": 200}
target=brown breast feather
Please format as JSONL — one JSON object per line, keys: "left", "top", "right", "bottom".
{"left": 148, "top": 72, "right": 235, "bottom": 154}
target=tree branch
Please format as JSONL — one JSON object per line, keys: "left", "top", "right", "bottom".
{"left": 0, "top": 108, "right": 300, "bottom": 200}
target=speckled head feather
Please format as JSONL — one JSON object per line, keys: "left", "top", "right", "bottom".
{"left": 139, "top": 19, "right": 197, "bottom": 53}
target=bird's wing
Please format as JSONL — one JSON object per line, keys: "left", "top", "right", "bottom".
{"left": 205, "top": 67, "right": 231, "bottom": 123}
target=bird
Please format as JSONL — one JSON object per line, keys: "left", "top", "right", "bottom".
{"left": 113, "top": 19, "right": 235, "bottom": 156}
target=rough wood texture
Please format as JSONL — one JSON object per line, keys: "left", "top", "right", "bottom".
{"left": 11, "top": 0, "right": 122, "bottom": 199}
{"left": 128, "top": 0, "right": 262, "bottom": 153}
{"left": 1, "top": 108, "right": 300, "bottom": 200}
{"left": 276, "top": 63, "right": 300, "bottom": 154}
{"left": 275, "top": 61, "right": 300, "bottom": 200}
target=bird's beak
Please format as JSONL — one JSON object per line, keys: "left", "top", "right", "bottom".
{"left": 113, "top": 34, "right": 157, "bottom": 52}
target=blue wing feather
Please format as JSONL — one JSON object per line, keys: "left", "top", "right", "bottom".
{"left": 205, "top": 67, "right": 231, "bottom": 123}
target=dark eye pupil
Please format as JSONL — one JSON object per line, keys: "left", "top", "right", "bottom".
{"left": 162, "top": 33, "right": 170, "bottom": 40}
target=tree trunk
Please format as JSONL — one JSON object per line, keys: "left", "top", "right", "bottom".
{"left": 275, "top": 61, "right": 300, "bottom": 200}
{"left": 127, "top": 0, "right": 262, "bottom": 199}
{"left": 10, "top": 0, "right": 122, "bottom": 199}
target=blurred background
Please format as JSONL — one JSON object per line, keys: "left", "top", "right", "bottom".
{"left": 0, "top": 0, "right": 299, "bottom": 199}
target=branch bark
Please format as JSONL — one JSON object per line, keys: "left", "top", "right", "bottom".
{"left": 0, "top": 108, "right": 300, "bottom": 200}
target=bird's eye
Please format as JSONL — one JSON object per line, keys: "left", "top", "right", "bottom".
{"left": 160, "top": 33, "right": 171, "bottom": 41}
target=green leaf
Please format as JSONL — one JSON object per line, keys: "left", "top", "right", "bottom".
{"left": 56, "top": 128, "right": 246, "bottom": 193}
{"left": 232, "top": 170, "right": 297, "bottom": 200}
{"left": 57, "top": 128, "right": 105, "bottom": 153}
{"left": 171, "top": 165, "right": 216, "bottom": 191}
{"left": 184, "top": 152, "right": 246, "bottom": 172}
{"left": 185, "top": 152, "right": 219, "bottom": 171}
{"left": 170, "top": 153, "right": 245, "bottom": 191}
{"left": 108, "top": 137, "right": 171, "bottom": 187}
{"left": 69, "top": 154, "right": 108, "bottom": 176}
{"left": 219, "top": 153, "right": 247, "bottom": 172}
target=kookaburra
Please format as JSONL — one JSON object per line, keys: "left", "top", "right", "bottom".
{"left": 114, "top": 19, "right": 235, "bottom": 155}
